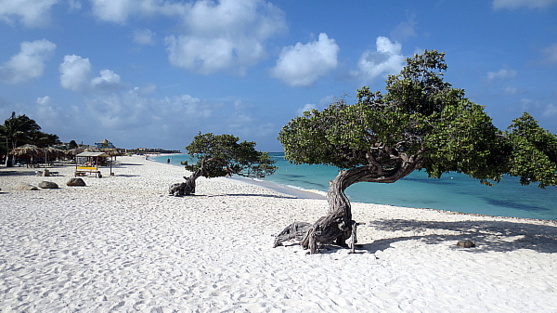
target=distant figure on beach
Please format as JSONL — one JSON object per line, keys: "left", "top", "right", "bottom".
{"left": 167, "top": 158, "right": 170, "bottom": 164}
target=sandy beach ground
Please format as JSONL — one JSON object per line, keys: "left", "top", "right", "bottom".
{"left": 1, "top": 155, "right": 556, "bottom": 312}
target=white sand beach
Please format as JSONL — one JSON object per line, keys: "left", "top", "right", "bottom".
{"left": 1, "top": 155, "right": 556, "bottom": 312}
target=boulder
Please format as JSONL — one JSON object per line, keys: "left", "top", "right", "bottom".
{"left": 456, "top": 240, "right": 476, "bottom": 248}
{"left": 13, "top": 183, "right": 38, "bottom": 190}
{"left": 66, "top": 178, "right": 86, "bottom": 187}
{"left": 39, "top": 181, "right": 59, "bottom": 189}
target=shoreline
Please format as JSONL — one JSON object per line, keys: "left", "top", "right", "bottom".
{"left": 150, "top": 153, "right": 557, "bottom": 221}
{"left": 147, "top": 153, "right": 327, "bottom": 200}
{"left": 2, "top": 155, "right": 556, "bottom": 312}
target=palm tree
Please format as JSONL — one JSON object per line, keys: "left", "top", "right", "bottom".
{"left": 0, "top": 112, "right": 41, "bottom": 166}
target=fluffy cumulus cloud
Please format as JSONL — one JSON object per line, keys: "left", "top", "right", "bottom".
{"left": 165, "top": 0, "right": 287, "bottom": 75}
{"left": 59, "top": 55, "right": 125, "bottom": 93}
{"left": 89, "top": 0, "right": 136, "bottom": 24}
{"left": 0, "top": 0, "right": 58, "bottom": 27}
{"left": 493, "top": 0, "right": 557, "bottom": 9}
{"left": 271, "top": 33, "right": 339, "bottom": 87}
{"left": 352, "top": 36, "right": 405, "bottom": 83}
{"left": 88, "top": 0, "right": 286, "bottom": 75}
{"left": 0, "top": 39, "right": 56, "bottom": 84}
{"left": 487, "top": 68, "right": 518, "bottom": 80}
{"left": 59, "top": 55, "right": 92, "bottom": 91}
{"left": 91, "top": 69, "right": 124, "bottom": 92}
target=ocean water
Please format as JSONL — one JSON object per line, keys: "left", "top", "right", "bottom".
{"left": 154, "top": 153, "right": 557, "bottom": 221}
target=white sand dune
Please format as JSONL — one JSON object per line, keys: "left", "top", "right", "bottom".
{"left": 1, "top": 156, "right": 556, "bottom": 312}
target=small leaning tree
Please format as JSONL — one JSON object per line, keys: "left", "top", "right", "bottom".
{"left": 276, "top": 50, "right": 557, "bottom": 254}
{"left": 169, "top": 132, "right": 277, "bottom": 196}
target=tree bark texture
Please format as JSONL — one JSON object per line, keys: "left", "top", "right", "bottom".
{"left": 169, "top": 169, "right": 203, "bottom": 196}
{"left": 299, "top": 157, "right": 421, "bottom": 254}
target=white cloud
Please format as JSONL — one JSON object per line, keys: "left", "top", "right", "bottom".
{"left": 35, "top": 95, "right": 62, "bottom": 123}
{"left": 520, "top": 98, "right": 557, "bottom": 119}
{"left": 297, "top": 103, "right": 317, "bottom": 116}
{"left": 131, "top": 84, "right": 157, "bottom": 96}
{"left": 487, "top": 68, "right": 518, "bottom": 80}
{"left": 0, "top": 0, "right": 58, "bottom": 27}
{"left": 89, "top": 0, "right": 186, "bottom": 23}
{"left": 133, "top": 28, "right": 156, "bottom": 45}
{"left": 36, "top": 96, "right": 51, "bottom": 105}
{"left": 90, "top": 0, "right": 135, "bottom": 24}
{"left": 352, "top": 36, "right": 405, "bottom": 83}
{"left": 493, "top": 0, "right": 557, "bottom": 9}
{"left": 271, "top": 33, "right": 339, "bottom": 87}
{"left": 91, "top": 69, "right": 124, "bottom": 92}
{"left": 59, "top": 55, "right": 92, "bottom": 91}
{"left": 89, "top": 0, "right": 286, "bottom": 74}
{"left": 165, "top": 0, "right": 286, "bottom": 75}
{"left": 60, "top": 55, "right": 124, "bottom": 93}
{"left": 0, "top": 39, "right": 56, "bottom": 84}
{"left": 542, "top": 43, "right": 557, "bottom": 64}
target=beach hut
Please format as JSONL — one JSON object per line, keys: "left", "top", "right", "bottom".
{"left": 75, "top": 151, "right": 111, "bottom": 177}
{"left": 9, "top": 144, "right": 41, "bottom": 167}
{"left": 44, "top": 146, "right": 65, "bottom": 165}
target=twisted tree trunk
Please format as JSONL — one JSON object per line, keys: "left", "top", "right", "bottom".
{"left": 299, "top": 158, "right": 421, "bottom": 254}
{"left": 169, "top": 168, "right": 204, "bottom": 196}
{"left": 183, "top": 168, "right": 203, "bottom": 195}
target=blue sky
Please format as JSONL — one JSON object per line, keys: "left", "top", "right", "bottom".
{"left": 1, "top": 0, "right": 556, "bottom": 151}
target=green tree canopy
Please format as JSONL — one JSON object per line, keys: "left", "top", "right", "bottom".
{"left": 169, "top": 132, "right": 276, "bottom": 196}
{"left": 1, "top": 112, "right": 41, "bottom": 166}
{"left": 184, "top": 132, "right": 276, "bottom": 179}
{"left": 276, "top": 50, "right": 557, "bottom": 253}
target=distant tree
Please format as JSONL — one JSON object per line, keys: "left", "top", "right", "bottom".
{"left": 28, "top": 130, "right": 60, "bottom": 148}
{"left": 68, "top": 140, "right": 79, "bottom": 149}
{"left": 0, "top": 112, "right": 41, "bottom": 166}
{"left": 276, "top": 50, "right": 557, "bottom": 253}
{"left": 169, "top": 132, "right": 277, "bottom": 196}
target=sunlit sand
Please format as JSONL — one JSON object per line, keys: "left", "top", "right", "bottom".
{"left": 1, "top": 155, "right": 556, "bottom": 312}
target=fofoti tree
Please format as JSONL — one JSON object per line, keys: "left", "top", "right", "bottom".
{"left": 169, "top": 132, "right": 277, "bottom": 196}
{"left": 276, "top": 50, "right": 557, "bottom": 254}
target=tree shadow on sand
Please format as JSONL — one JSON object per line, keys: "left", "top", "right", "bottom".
{"left": 0, "top": 170, "right": 39, "bottom": 176}
{"left": 358, "top": 218, "right": 557, "bottom": 254}
{"left": 208, "top": 193, "right": 298, "bottom": 200}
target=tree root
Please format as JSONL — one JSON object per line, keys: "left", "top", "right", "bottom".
{"left": 273, "top": 222, "right": 311, "bottom": 247}
{"left": 168, "top": 175, "right": 196, "bottom": 196}
{"left": 275, "top": 219, "right": 364, "bottom": 254}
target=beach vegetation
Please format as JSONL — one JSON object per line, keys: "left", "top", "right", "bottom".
{"left": 277, "top": 50, "right": 557, "bottom": 253}
{"left": 169, "top": 132, "right": 277, "bottom": 196}
{"left": 0, "top": 112, "right": 59, "bottom": 166}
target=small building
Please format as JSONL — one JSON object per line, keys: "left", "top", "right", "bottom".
{"left": 95, "top": 139, "right": 115, "bottom": 149}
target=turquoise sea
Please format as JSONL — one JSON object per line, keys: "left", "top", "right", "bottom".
{"left": 154, "top": 153, "right": 557, "bottom": 221}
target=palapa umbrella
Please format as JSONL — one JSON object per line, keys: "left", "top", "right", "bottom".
{"left": 66, "top": 147, "right": 86, "bottom": 157}
{"left": 10, "top": 144, "right": 41, "bottom": 156}
{"left": 101, "top": 148, "right": 121, "bottom": 157}
{"left": 9, "top": 144, "right": 41, "bottom": 166}
{"left": 44, "top": 146, "right": 65, "bottom": 163}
